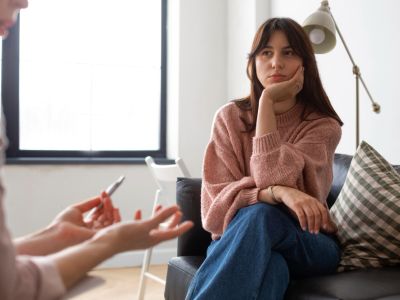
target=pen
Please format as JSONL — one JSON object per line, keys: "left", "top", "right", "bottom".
{"left": 85, "top": 175, "right": 125, "bottom": 221}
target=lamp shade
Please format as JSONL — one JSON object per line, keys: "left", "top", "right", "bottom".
{"left": 303, "top": 1, "right": 336, "bottom": 54}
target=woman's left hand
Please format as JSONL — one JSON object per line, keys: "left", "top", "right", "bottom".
{"left": 270, "top": 185, "right": 338, "bottom": 234}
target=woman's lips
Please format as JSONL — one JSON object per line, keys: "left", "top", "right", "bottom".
{"left": 268, "top": 74, "right": 286, "bottom": 83}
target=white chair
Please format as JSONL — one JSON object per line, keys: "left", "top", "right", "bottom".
{"left": 137, "top": 156, "right": 191, "bottom": 300}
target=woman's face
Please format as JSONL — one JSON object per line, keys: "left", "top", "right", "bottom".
{"left": 255, "top": 30, "right": 303, "bottom": 88}
{"left": 0, "top": 0, "right": 28, "bottom": 36}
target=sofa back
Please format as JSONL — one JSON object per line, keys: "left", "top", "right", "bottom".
{"left": 176, "top": 153, "right": 400, "bottom": 257}
{"left": 326, "top": 153, "right": 352, "bottom": 207}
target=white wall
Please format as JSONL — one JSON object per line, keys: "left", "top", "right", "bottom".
{"left": 269, "top": 0, "right": 400, "bottom": 164}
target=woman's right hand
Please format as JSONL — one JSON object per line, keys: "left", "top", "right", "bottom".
{"left": 272, "top": 186, "right": 337, "bottom": 234}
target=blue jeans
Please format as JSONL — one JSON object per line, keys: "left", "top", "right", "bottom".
{"left": 186, "top": 203, "right": 341, "bottom": 300}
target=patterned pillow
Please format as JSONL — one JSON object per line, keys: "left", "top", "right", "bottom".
{"left": 330, "top": 141, "right": 400, "bottom": 272}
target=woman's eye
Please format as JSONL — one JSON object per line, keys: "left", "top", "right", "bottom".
{"left": 284, "top": 50, "right": 295, "bottom": 56}
{"left": 262, "top": 50, "right": 272, "bottom": 56}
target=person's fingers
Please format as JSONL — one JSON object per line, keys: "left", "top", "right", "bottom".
{"left": 319, "top": 205, "right": 330, "bottom": 231}
{"left": 148, "top": 205, "right": 180, "bottom": 228}
{"left": 302, "top": 205, "right": 314, "bottom": 233}
{"left": 134, "top": 209, "right": 142, "bottom": 221}
{"left": 114, "top": 208, "right": 121, "bottom": 223}
{"left": 90, "top": 209, "right": 102, "bottom": 221}
{"left": 289, "top": 65, "right": 302, "bottom": 81}
{"left": 73, "top": 196, "right": 102, "bottom": 213}
{"left": 154, "top": 204, "right": 163, "bottom": 213}
{"left": 150, "top": 221, "right": 193, "bottom": 242}
{"left": 310, "top": 204, "right": 321, "bottom": 234}
{"left": 294, "top": 207, "right": 307, "bottom": 231}
{"left": 97, "top": 214, "right": 106, "bottom": 225}
{"left": 102, "top": 191, "right": 114, "bottom": 220}
{"left": 166, "top": 211, "right": 182, "bottom": 229}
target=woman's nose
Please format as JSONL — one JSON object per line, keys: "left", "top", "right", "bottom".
{"left": 271, "top": 55, "right": 284, "bottom": 69}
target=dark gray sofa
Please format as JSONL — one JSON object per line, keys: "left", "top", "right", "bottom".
{"left": 165, "top": 154, "right": 400, "bottom": 300}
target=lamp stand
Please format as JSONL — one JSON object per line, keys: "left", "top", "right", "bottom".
{"left": 354, "top": 66, "right": 360, "bottom": 150}
{"left": 325, "top": 3, "right": 381, "bottom": 150}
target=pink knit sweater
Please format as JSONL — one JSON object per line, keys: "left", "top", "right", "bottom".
{"left": 201, "top": 101, "right": 341, "bottom": 240}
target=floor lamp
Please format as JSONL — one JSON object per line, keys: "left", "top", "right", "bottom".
{"left": 303, "top": 0, "right": 381, "bottom": 150}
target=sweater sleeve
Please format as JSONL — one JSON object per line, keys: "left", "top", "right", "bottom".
{"left": 250, "top": 117, "right": 342, "bottom": 202}
{"left": 0, "top": 191, "right": 66, "bottom": 300}
{"left": 201, "top": 108, "right": 260, "bottom": 238}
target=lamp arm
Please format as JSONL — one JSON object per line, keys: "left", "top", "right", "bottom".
{"left": 328, "top": 9, "right": 381, "bottom": 113}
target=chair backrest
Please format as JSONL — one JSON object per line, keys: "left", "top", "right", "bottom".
{"left": 145, "top": 156, "right": 191, "bottom": 205}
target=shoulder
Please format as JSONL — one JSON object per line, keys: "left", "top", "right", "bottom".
{"left": 215, "top": 102, "right": 241, "bottom": 119}
{"left": 210, "top": 101, "right": 250, "bottom": 142}
{"left": 213, "top": 101, "right": 246, "bottom": 129}
{"left": 301, "top": 112, "right": 342, "bottom": 147}
{"left": 304, "top": 109, "right": 341, "bottom": 132}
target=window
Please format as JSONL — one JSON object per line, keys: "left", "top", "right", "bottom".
{"left": 1, "top": 0, "right": 167, "bottom": 163}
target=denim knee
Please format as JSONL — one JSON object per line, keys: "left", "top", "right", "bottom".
{"left": 238, "top": 202, "right": 279, "bottom": 218}
{"left": 236, "top": 202, "right": 287, "bottom": 228}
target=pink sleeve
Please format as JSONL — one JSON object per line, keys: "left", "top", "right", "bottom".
{"left": 250, "top": 117, "right": 342, "bottom": 202}
{"left": 201, "top": 110, "right": 260, "bottom": 238}
{"left": 1, "top": 192, "right": 66, "bottom": 300}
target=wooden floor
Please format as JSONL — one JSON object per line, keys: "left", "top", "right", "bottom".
{"left": 64, "top": 265, "right": 167, "bottom": 300}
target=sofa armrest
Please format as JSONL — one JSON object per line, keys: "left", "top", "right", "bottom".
{"left": 176, "top": 177, "right": 212, "bottom": 257}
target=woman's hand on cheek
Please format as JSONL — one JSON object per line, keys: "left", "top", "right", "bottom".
{"left": 261, "top": 66, "right": 304, "bottom": 103}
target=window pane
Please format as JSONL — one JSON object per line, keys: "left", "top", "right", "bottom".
{"left": 19, "top": 0, "right": 161, "bottom": 151}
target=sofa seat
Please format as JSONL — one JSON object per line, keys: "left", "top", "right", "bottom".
{"left": 166, "top": 256, "right": 400, "bottom": 300}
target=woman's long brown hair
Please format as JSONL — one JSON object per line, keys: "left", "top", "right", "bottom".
{"left": 235, "top": 17, "right": 343, "bottom": 131}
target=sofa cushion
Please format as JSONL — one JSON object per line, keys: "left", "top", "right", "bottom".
{"left": 330, "top": 141, "right": 400, "bottom": 271}
{"left": 166, "top": 256, "right": 400, "bottom": 300}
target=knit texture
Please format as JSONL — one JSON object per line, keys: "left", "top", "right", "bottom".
{"left": 201, "top": 101, "right": 341, "bottom": 239}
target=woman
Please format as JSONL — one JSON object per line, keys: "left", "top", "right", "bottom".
{"left": 186, "top": 18, "right": 343, "bottom": 300}
{"left": 0, "top": 1, "right": 193, "bottom": 299}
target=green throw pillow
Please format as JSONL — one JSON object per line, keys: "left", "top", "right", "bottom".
{"left": 330, "top": 141, "right": 400, "bottom": 272}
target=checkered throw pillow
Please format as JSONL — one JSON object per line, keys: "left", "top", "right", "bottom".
{"left": 330, "top": 141, "right": 400, "bottom": 272}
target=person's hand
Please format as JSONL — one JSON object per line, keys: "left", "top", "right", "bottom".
{"left": 272, "top": 186, "right": 337, "bottom": 234}
{"left": 50, "top": 205, "right": 194, "bottom": 289}
{"left": 49, "top": 192, "right": 121, "bottom": 249}
{"left": 14, "top": 192, "right": 121, "bottom": 255}
{"left": 260, "top": 66, "right": 304, "bottom": 104}
{"left": 93, "top": 205, "right": 194, "bottom": 253}
{"left": 51, "top": 191, "right": 121, "bottom": 229}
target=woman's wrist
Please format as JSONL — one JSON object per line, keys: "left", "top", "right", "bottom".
{"left": 272, "top": 185, "right": 284, "bottom": 202}
{"left": 268, "top": 186, "right": 279, "bottom": 204}
{"left": 259, "top": 186, "right": 281, "bottom": 205}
